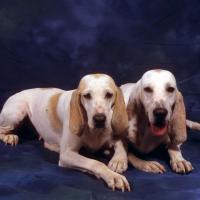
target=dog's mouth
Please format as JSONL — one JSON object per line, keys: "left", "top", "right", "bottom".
{"left": 149, "top": 122, "right": 168, "bottom": 136}
{"left": 94, "top": 122, "right": 106, "bottom": 129}
{"left": 149, "top": 108, "right": 169, "bottom": 136}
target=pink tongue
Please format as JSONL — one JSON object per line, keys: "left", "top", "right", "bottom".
{"left": 150, "top": 124, "right": 167, "bottom": 136}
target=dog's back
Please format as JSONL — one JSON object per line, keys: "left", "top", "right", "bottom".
{"left": 0, "top": 88, "right": 73, "bottom": 149}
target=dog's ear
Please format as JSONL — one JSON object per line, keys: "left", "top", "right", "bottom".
{"left": 69, "top": 90, "right": 86, "bottom": 136}
{"left": 111, "top": 88, "right": 129, "bottom": 136}
{"left": 169, "top": 91, "right": 187, "bottom": 144}
{"left": 127, "top": 93, "right": 146, "bottom": 134}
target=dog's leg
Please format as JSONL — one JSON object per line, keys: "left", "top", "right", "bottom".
{"left": 128, "top": 153, "right": 166, "bottom": 174}
{"left": 108, "top": 140, "right": 128, "bottom": 173}
{"left": 0, "top": 95, "right": 28, "bottom": 145}
{"left": 168, "top": 143, "right": 193, "bottom": 174}
{"left": 59, "top": 150, "right": 131, "bottom": 191}
{"left": 44, "top": 142, "right": 59, "bottom": 153}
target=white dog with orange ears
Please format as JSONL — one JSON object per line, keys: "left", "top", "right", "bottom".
{"left": 121, "top": 69, "right": 200, "bottom": 174}
{"left": 0, "top": 74, "right": 130, "bottom": 192}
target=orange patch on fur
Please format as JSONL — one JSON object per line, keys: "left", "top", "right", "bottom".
{"left": 40, "top": 88, "right": 54, "bottom": 90}
{"left": 44, "top": 142, "right": 60, "bottom": 153}
{"left": 47, "top": 93, "right": 63, "bottom": 133}
{"left": 153, "top": 69, "right": 162, "bottom": 73}
{"left": 93, "top": 74, "right": 104, "bottom": 78}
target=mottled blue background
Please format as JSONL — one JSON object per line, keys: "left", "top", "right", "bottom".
{"left": 0, "top": 0, "right": 200, "bottom": 200}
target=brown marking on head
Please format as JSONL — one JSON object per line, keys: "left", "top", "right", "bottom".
{"left": 169, "top": 91, "right": 187, "bottom": 144}
{"left": 153, "top": 69, "right": 162, "bottom": 73}
{"left": 47, "top": 93, "right": 63, "bottom": 133}
{"left": 40, "top": 88, "right": 54, "bottom": 90}
{"left": 92, "top": 73, "right": 104, "bottom": 78}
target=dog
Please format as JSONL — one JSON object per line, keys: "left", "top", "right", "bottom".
{"left": 0, "top": 74, "right": 130, "bottom": 191}
{"left": 121, "top": 69, "right": 199, "bottom": 174}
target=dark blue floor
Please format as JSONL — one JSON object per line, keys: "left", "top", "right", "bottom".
{"left": 0, "top": 130, "right": 199, "bottom": 200}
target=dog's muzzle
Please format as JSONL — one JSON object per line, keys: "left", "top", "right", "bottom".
{"left": 93, "top": 114, "right": 106, "bottom": 128}
{"left": 153, "top": 108, "right": 168, "bottom": 127}
{"left": 150, "top": 108, "right": 168, "bottom": 136}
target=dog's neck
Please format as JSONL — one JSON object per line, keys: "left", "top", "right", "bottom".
{"left": 81, "top": 126, "right": 112, "bottom": 152}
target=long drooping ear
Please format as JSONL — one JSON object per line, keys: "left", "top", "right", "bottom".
{"left": 169, "top": 91, "right": 187, "bottom": 144}
{"left": 127, "top": 93, "right": 147, "bottom": 135}
{"left": 69, "top": 90, "right": 86, "bottom": 136}
{"left": 111, "top": 88, "right": 129, "bottom": 136}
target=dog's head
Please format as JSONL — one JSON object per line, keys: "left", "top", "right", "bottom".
{"left": 135, "top": 69, "right": 186, "bottom": 143}
{"left": 69, "top": 74, "right": 128, "bottom": 136}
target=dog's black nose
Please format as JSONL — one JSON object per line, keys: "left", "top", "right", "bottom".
{"left": 153, "top": 108, "right": 168, "bottom": 127}
{"left": 93, "top": 114, "right": 106, "bottom": 128}
{"left": 153, "top": 108, "right": 168, "bottom": 118}
{"left": 93, "top": 114, "right": 106, "bottom": 123}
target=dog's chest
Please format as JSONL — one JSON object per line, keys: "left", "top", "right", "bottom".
{"left": 82, "top": 130, "right": 111, "bottom": 152}
{"left": 128, "top": 128, "right": 167, "bottom": 154}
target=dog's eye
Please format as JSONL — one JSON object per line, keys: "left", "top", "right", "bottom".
{"left": 144, "top": 87, "right": 153, "bottom": 93}
{"left": 166, "top": 87, "right": 175, "bottom": 93}
{"left": 83, "top": 93, "right": 91, "bottom": 100}
{"left": 105, "top": 92, "right": 113, "bottom": 99}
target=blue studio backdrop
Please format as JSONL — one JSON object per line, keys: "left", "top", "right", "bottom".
{"left": 0, "top": 0, "right": 200, "bottom": 200}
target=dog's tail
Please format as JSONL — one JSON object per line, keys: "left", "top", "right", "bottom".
{"left": 186, "top": 119, "right": 200, "bottom": 131}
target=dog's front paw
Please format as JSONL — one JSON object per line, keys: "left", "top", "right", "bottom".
{"left": 3, "top": 134, "right": 19, "bottom": 146}
{"left": 170, "top": 159, "right": 194, "bottom": 174}
{"left": 137, "top": 161, "right": 166, "bottom": 174}
{"left": 104, "top": 171, "right": 131, "bottom": 192}
{"left": 108, "top": 156, "right": 128, "bottom": 174}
